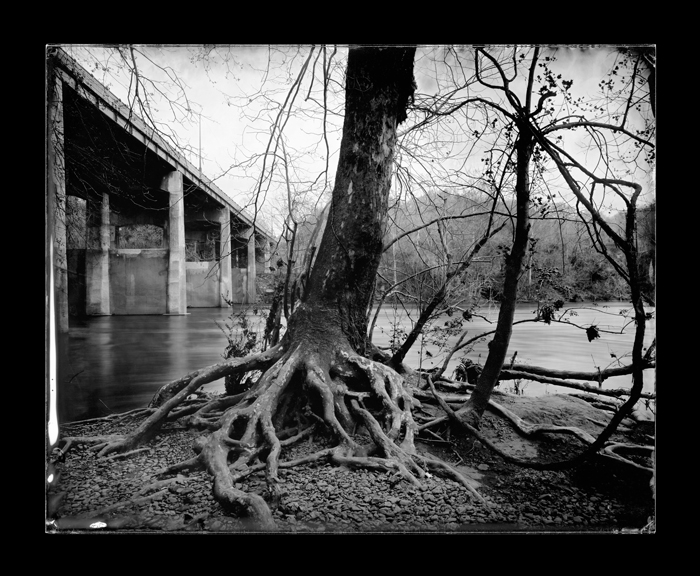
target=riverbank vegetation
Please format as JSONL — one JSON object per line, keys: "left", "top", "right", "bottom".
{"left": 48, "top": 44, "right": 655, "bottom": 531}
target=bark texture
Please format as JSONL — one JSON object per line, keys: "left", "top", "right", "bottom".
{"left": 300, "top": 46, "right": 416, "bottom": 353}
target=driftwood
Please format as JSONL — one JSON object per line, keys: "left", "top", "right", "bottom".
{"left": 436, "top": 361, "right": 656, "bottom": 400}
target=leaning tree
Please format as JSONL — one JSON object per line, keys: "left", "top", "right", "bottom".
{"left": 411, "top": 45, "right": 655, "bottom": 469}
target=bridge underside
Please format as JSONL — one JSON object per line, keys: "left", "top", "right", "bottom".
{"left": 51, "top": 59, "right": 274, "bottom": 325}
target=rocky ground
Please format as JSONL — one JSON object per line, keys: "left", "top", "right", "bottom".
{"left": 45, "top": 392, "right": 655, "bottom": 534}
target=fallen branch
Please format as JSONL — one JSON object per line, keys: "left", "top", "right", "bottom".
{"left": 499, "top": 368, "right": 656, "bottom": 399}
{"left": 434, "top": 365, "right": 656, "bottom": 400}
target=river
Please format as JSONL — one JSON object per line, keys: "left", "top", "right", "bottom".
{"left": 55, "top": 301, "right": 655, "bottom": 423}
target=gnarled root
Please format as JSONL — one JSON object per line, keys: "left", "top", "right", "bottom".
{"left": 75, "top": 337, "right": 489, "bottom": 529}
{"left": 90, "top": 345, "right": 286, "bottom": 458}
{"left": 423, "top": 376, "right": 654, "bottom": 474}
{"left": 602, "top": 443, "right": 654, "bottom": 473}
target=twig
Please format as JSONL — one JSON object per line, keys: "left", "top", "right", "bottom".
{"left": 424, "top": 428, "right": 446, "bottom": 442}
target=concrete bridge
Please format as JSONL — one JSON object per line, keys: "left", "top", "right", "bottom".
{"left": 47, "top": 47, "right": 276, "bottom": 334}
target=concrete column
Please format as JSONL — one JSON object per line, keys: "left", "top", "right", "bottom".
{"left": 164, "top": 170, "right": 187, "bottom": 314}
{"left": 219, "top": 209, "right": 232, "bottom": 306}
{"left": 48, "top": 72, "right": 69, "bottom": 334}
{"left": 263, "top": 239, "right": 271, "bottom": 269}
{"left": 85, "top": 192, "right": 111, "bottom": 315}
{"left": 246, "top": 228, "right": 257, "bottom": 304}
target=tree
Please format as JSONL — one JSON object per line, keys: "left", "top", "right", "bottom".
{"left": 416, "top": 45, "right": 655, "bottom": 468}
{"left": 66, "top": 45, "right": 491, "bottom": 528}
{"left": 525, "top": 47, "right": 655, "bottom": 460}
{"left": 412, "top": 46, "right": 545, "bottom": 427}
{"left": 52, "top": 44, "right": 655, "bottom": 529}
{"left": 382, "top": 199, "right": 506, "bottom": 371}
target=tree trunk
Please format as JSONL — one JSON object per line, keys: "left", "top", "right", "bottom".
{"left": 296, "top": 46, "right": 417, "bottom": 354}
{"left": 457, "top": 123, "right": 533, "bottom": 426}
{"left": 92, "top": 46, "right": 422, "bottom": 529}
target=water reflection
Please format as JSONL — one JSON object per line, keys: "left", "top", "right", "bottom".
{"left": 58, "top": 311, "right": 239, "bottom": 422}
{"left": 57, "top": 302, "right": 655, "bottom": 423}
{"left": 373, "top": 301, "right": 656, "bottom": 398}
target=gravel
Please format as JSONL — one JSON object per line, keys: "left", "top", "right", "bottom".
{"left": 45, "top": 415, "right": 655, "bottom": 534}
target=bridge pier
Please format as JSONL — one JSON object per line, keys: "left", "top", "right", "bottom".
{"left": 85, "top": 192, "right": 111, "bottom": 315}
{"left": 219, "top": 208, "right": 232, "bottom": 306}
{"left": 49, "top": 48, "right": 274, "bottom": 321}
{"left": 263, "top": 238, "right": 271, "bottom": 269}
{"left": 246, "top": 228, "right": 257, "bottom": 304}
{"left": 47, "top": 71, "right": 69, "bottom": 334}
{"left": 164, "top": 170, "right": 187, "bottom": 315}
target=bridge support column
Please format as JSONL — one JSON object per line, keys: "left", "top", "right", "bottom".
{"left": 164, "top": 170, "right": 187, "bottom": 314}
{"left": 219, "top": 209, "right": 232, "bottom": 306}
{"left": 246, "top": 228, "right": 257, "bottom": 304}
{"left": 48, "top": 72, "right": 69, "bottom": 334}
{"left": 86, "top": 192, "right": 111, "bottom": 315}
{"left": 263, "top": 239, "right": 271, "bottom": 269}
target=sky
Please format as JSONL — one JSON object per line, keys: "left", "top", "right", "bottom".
{"left": 59, "top": 44, "right": 655, "bottom": 234}
{"left": 63, "top": 45, "right": 348, "bottom": 232}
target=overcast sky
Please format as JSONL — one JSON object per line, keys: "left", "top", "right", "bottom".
{"left": 60, "top": 44, "right": 655, "bottom": 233}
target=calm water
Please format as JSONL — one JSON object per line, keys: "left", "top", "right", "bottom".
{"left": 56, "top": 302, "right": 655, "bottom": 423}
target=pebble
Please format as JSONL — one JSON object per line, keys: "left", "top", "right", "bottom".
{"left": 47, "top": 419, "right": 652, "bottom": 533}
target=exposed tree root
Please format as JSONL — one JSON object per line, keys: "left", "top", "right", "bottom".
{"left": 62, "top": 333, "right": 492, "bottom": 529}
{"left": 415, "top": 453, "right": 488, "bottom": 504}
{"left": 62, "top": 407, "right": 156, "bottom": 427}
{"left": 56, "top": 411, "right": 157, "bottom": 458}
{"left": 56, "top": 435, "right": 124, "bottom": 453}
{"left": 88, "top": 345, "right": 286, "bottom": 458}
{"left": 485, "top": 397, "right": 596, "bottom": 445}
{"left": 486, "top": 398, "right": 652, "bottom": 472}
{"left": 602, "top": 443, "right": 654, "bottom": 473}
{"left": 423, "top": 376, "right": 653, "bottom": 474}
{"left": 78, "top": 488, "right": 170, "bottom": 519}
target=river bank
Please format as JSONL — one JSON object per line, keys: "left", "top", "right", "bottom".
{"left": 59, "top": 301, "right": 655, "bottom": 423}
{"left": 46, "top": 391, "right": 655, "bottom": 534}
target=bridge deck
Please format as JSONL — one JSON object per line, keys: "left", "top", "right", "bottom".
{"left": 50, "top": 47, "right": 273, "bottom": 242}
